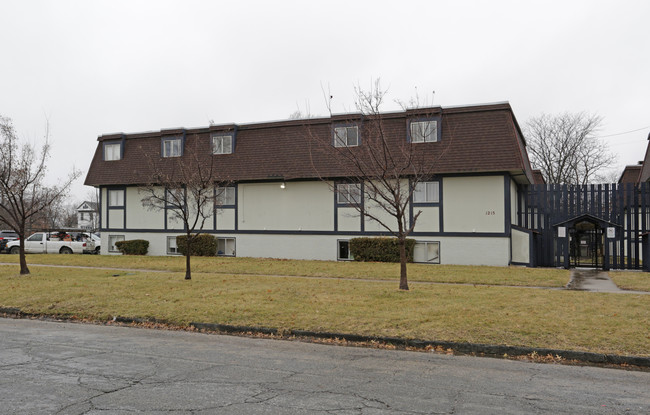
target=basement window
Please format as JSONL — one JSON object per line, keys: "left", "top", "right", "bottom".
{"left": 217, "top": 237, "right": 236, "bottom": 256}
{"left": 337, "top": 240, "right": 354, "bottom": 261}
{"left": 413, "top": 241, "right": 440, "bottom": 263}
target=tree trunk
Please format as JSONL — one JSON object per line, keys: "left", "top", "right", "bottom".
{"left": 398, "top": 237, "right": 408, "bottom": 290}
{"left": 185, "top": 234, "right": 192, "bottom": 280}
{"left": 19, "top": 238, "right": 29, "bottom": 275}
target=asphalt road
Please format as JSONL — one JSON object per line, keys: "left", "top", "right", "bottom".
{"left": 0, "top": 318, "right": 648, "bottom": 414}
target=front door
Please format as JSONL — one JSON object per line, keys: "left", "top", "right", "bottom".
{"left": 569, "top": 221, "right": 603, "bottom": 268}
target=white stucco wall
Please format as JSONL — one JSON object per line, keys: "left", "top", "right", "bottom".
{"left": 125, "top": 187, "right": 164, "bottom": 229}
{"left": 511, "top": 228, "right": 530, "bottom": 264}
{"left": 338, "top": 207, "right": 361, "bottom": 231}
{"left": 413, "top": 206, "right": 440, "bottom": 232}
{"left": 443, "top": 176, "right": 505, "bottom": 233}
{"left": 107, "top": 209, "right": 124, "bottom": 229}
{"left": 239, "top": 181, "right": 334, "bottom": 231}
{"left": 100, "top": 231, "right": 512, "bottom": 266}
{"left": 216, "top": 208, "right": 236, "bottom": 230}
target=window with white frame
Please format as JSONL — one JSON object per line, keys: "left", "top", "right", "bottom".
{"left": 337, "top": 240, "right": 354, "bottom": 261}
{"left": 337, "top": 183, "right": 361, "bottom": 205}
{"left": 167, "top": 236, "right": 180, "bottom": 255}
{"left": 215, "top": 186, "right": 236, "bottom": 206}
{"left": 108, "top": 189, "right": 124, "bottom": 207}
{"left": 217, "top": 237, "right": 236, "bottom": 256}
{"left": 104, "top": 142, "right": 121, "bottom": 161}
{"left": 333, "top": 125, "right": 359, "bottom": 147}
{"left": 108, "top": 235, "right": 125, "bottom": 252}
{"left": 162, "top": 137, "right": 182, "bottom": 157}
{"left": 413, "top": 181, "right": 439, "bottom": 203}
{"left": 212, "top": 134, "right": 233, "bottom": 154}
{"left": 413, "top": 241, "right": 440, "bottom": 263}
{"left": 410, "top": 120, "right": 438, "bottom": 143}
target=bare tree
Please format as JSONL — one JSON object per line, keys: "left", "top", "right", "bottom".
{"left": 524, "top": 112, "right": 616, "bottom": 184}
{"left": 139, "top": 135, "right": 230, "bottom": 280}
{"left": 0, "top": 115, "right": 81, "bottom": 274}
{"left": 308, "top": 80, "right": 444, "bottom": 290}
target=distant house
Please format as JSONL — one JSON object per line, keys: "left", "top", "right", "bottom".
{"left": 76, "top": 201, "right": 98, "bottom": 230}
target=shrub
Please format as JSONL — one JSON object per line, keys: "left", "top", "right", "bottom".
{"left": 349, "top": 237, "right": 415, "bottom": 263}
{"left": 114, "top": 239, "right": 149, "bottom": 255}
{"left": 176, "top": 234, "right": 217, "bottom": 256}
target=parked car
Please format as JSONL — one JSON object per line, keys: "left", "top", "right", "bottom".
{"left": 0, "top": 230, "right": 19, "bottom": 253}
{"left": 83, "top": 233, "right": 101, "bottom": 254}
{"left": 6, "top": 232, "right": 94, "bottom": 254}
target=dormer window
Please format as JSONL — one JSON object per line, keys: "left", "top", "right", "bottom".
{"left": 408, "top": 119, "right": 439, "bottom": 143}
{"left": 333, "top": 125, "right": 359, "bottom": 147}
{"left": 103, "top": 142, "right": 122, "bottom": 161}
{"left": 162, "top": 137, "right": 182, "bottom": 157}
{"left": 212, "top": 134, "right": 233, "bottom": 154}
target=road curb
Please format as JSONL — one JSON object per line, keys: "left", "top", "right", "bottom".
{"left": 1, "top": 307, "right": 647, "bottom": 368}
{"left": 190, "top": 322, "right": 650, "bottom": 368}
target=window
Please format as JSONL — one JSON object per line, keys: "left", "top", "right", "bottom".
{"left": 108, "top": 189, "right": 124, "bottom": 207}
{"left": 337, "top": 183, "right": 361, "bottom": 205}
{"left": 27, "top": 233, "right": 42, "bottom": 242}
{"left": 167, "top": 236, "right": 179, "bottom": 255}
{"left": 212, "top": 134, "right": 233, "bottom": 154}
{"left": 104, "top": 142, "right": 121, "bottom": 161}
{"left": 413, "top": 241, "right": 440, "bottom": 263}
{"left": 409, "top": 120, "right": 438, "bottom": 143}
{"left": 217, "top": 237, "right": 236, "bottom": 256}
{"left": 162, "top": 137, "right": 182, "bottom": 157}
{"left": 108, "top": 235, "right": 125, "bottom": 252}
{"left": 216, "top": 186, "right": 236, "bottom": 206}
{"left": 413, "top": 181, "right": 439, "bottom": 203}
{"left": 337, "top": 240, "right": 354, "bottom": 261}
{"left": 80, "top": 212, "right": 87, "bottom": 220}
{"left": 333, "top": 125, "right": 359, "bottom": 147}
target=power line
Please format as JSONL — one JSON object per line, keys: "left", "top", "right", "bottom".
{"left": 595, "top": 126, "right": 650, "bottom": 139}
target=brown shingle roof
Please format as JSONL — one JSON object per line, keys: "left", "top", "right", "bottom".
{"left": 619, "top": 165, "right": 642, "bottom": 184}
{"left": 84, "top": 103, "right": 535, "bottom": 186}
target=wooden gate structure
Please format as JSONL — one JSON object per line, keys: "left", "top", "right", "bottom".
{"left": 519, "top": 183, "right": 650, "bottom": 270}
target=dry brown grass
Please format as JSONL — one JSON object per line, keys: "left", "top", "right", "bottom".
{"left": 0, "top": 265, "right": 647, "bottom": 356}
{"left": 0, "top": 254, "right": 570, "bottom": 287}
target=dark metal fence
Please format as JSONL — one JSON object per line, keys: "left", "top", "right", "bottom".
{"left": 520, "top": 183, "right": 650, "bottom": 270}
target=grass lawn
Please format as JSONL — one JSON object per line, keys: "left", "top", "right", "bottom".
{"left": 0, "top": 264, "right": 648, "bottom": 357}
{"left": 609, "top": 271, "right": 650, "bottom": 292}
{"left": 0, "top": 254, "right": 570, "bottom": 287}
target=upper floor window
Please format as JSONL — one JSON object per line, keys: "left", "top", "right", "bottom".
{"left": 337, "top": 183, "right": 361, "bottom": 205}
{"left": 104, "top": 142, "right": 122, "bottom": 161}
{"left": 216, "top": 186, "right": 236, "bottom": 206}
{"left": 409, "top": 119, "right": 439, "bottom": 143}
{"left": 108, "top": 189, "right": 125, "bottom": 207}
{"left": 162, "top": 137, "right": 182, "bottom": 157}
{"left": 212, "top": 134, "right": 233, "bottom": 154}
{"left": 333, "top": 125, "right": 359, "bottom": 147}
{"left": 413, "top": 181, "right": 439, "bottom": 203}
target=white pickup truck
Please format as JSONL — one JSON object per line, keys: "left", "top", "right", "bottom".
{"left": 6, "top": 232, "right": 94, "bottom": 254}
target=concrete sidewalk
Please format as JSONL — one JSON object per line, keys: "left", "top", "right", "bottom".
{"left": 567, "top": 268, "right": 648, "bottom": 294}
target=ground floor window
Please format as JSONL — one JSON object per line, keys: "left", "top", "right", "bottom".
{"left": 337, "top": 240, "right": 354, "bottom": 260}
{"left": 217, "top": 237, "right": 235, "bottom": 256}
{"left": 167, "top": 236, "right": 179, "bottom": 255}
{"left": 413, "top": 241, "right": 440, "bottom": 263}
{"left": 108, "top": 235, "right": 125, "bottom": 252}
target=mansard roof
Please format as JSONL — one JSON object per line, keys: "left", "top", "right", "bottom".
{"left": 84, "top": 102, "right": 535, "bottom": 187}
{"left": 619, "top": 165, "right": 642, "bottom": 184}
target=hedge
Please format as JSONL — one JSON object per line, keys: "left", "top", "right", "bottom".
{"left": 349, "top": 237, "right": 415, "bottom": 263}
{"left": 114, "top": 239, "right": 149, "bottom": 255}
{"left": 176, "top": 234, "right": 217, "bottom": 256}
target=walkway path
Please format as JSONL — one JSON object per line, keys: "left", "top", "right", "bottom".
{"left": 2, "top": 262, "right": 648, "bottom": 294}
{"left": 567, "top": 268, "right": 648, "bottom": 294}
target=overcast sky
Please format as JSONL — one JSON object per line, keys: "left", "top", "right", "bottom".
{"left": 1, "top": 0, "right": 649, "bottom": 201}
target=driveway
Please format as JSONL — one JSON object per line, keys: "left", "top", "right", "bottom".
{"left": 1, "top": 318, "right": 648, "bottom": 414}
